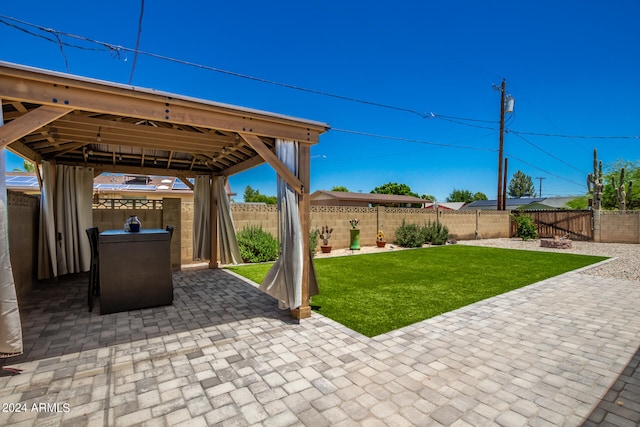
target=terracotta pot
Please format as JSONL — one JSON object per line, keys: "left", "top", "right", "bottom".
{"left": 320, "top": 245, "right": 332, "bottom": 253}
{"left": 376, "top": 241, "right": 386, "bottom": 248}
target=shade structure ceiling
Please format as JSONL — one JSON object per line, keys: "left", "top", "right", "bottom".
{"left": 0, "top": 61, "right": 329, "bottom": 182}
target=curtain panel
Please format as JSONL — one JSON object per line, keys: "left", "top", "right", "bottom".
{"left": 215, "top": 176, "right": 242, "bottom": 265}
{"left": 37, "top": 162, "right": 93, "bottom": 280}
{"left": 260, "top": 139, "right": 304, "bottom": 309}
{"left": 193, "top": 175, "right": 211, "bottom": 260}
{"left": 0, "top": 142, "right": 23, "bottom": 356}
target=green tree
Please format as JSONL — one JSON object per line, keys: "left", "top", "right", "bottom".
{"left": 12, "top": 160, "right": 35, "bottom": 172}
{"left": 472, "top": 192, "right": 488, "bottom": 201}
{"left": 421, "top": 194, "right": 436, "bottom": 202}
{"left": 446, "top": 189, "right": 473, "bottom": 203}
{"left": 371, "top": 182, "right": 418, "bottom": 198}
{"left": 331, "top": 186, "right": 349, "bottom": 192}
{"left": 565, "top": 196, "right": 590, "bottom": 210}
{"left": 243, "top": 185, "right": 277, "bottom": 204}
{"left": 602, "top": 160, "right": 640, "bottom": 210}
{"left": 507, "top": 170, "right": 536, "bottom": 198}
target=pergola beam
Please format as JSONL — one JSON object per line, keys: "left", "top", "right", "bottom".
{"left": 0, "top": 105, "right": 72, "bottom": 148}
{"left": 239, "top": 133, "right": 304, "bottom": 195}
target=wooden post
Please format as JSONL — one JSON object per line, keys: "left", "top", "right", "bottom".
{"left": 209, "top": 174, "right": 219, "bottom": 269}
{"left": 291, "top": 144, "right": 311, "bottom": 319}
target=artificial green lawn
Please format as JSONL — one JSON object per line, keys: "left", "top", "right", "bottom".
{"left": 226, "top": 245, "right": 607, "bottom": 337}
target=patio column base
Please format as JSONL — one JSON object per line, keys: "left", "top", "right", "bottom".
{"left": 291, "top": 306, "right": 311, "bottom": 319}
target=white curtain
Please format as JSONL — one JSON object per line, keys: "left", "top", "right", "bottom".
{"left": 0, "top": 115, "right": 24, "bottom": 356}
{"left": 38, "top": 161, "right": 57, "bottom": 279}
{"left": 193, "top": 175, "right": 211, "bottom": 260}
{"left": 260, "top": 139, "right": 304, "bottom": 309}
{"left": 38, "top": 162, "right": 93, "bottom": 279}
{"left": 215, "top": 176, "right": 242, "bottom": 265}
{"left": 55, "top": 165, "right": 93, "bottom": 275}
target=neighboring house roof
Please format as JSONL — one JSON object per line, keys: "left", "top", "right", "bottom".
{"left": 463, "top": 196, "right": 580, "bottom": 210}
{"left": 310, "top": 190, "right": 427, "bottom": 206}
{"left": 423, "top": 202, "right": 466, "bottom": 210}
{"left": 463, "top": 198, "right": 545, "bottom": 210}
{"left": 533, "top": 197, "right": 576, "bottom": 209}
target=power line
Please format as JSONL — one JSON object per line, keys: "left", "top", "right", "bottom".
{"left": 506, "top": 152, "right": 585, "bottom": 189}
{"left": 331, "top": 128, "right": 497, "bottom": 152}
{"left": 0, "top": 14, "right": 500, "bottom": 126}
{"left": 128, "top": 0, "right": 145, "bottom": 85}
{"left": 509, "top": 131, "right": 588, "bottom": 174}
{"left": 509, "top": 129, "right": 640, "bottom": 140}
{"left": 2, "top": 14, "right": 639, "bottom": 141}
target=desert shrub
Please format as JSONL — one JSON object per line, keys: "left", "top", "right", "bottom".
{"left": 423, "top": 221, "right": 449, "bottom": 245}
{"left": 513, "top": 213, "right": 538, "bottom": 241}
{"left": 394, "top": 220, "right": 424, "bottom": 248}
{"left": 236, "top": 225, "right": 280, "bottom": 263}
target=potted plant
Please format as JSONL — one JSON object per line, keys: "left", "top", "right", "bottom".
{"left": 317, "top": 225, "right": 333, "bottom": 253}
{"left": 376, "top": 230, "right": 386, "bottom": 248}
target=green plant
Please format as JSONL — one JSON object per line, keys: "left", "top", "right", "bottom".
{"left": 236, "top": 225, "right": 280, "bottom": 263}
{"left": 317, "top": 226, "right": 333, "bottom": 246}
{"left": 309, "top": 227, "right": 319, "bottom": 258}
{"left": 423, "top": 221, "right": 449, "bottom": 245}
{"left": 512, "top": 212, "right": 538, "bottom": 241}
{"left": 394, "top": 220, "right": 424, "bottom": 248}
{"left": 612, "top": 167, "right": 633, "bottom": 211}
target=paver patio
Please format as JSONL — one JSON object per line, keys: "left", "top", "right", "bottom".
{"left": 1, "top": 258, "right": 639, "bottom": 426}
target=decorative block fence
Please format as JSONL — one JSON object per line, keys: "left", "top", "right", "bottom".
{"left": 231, "top": 204, "right": 512, "bottom": 253}
{"left": 7, "top": 190, "right": 640, "bottom": 301}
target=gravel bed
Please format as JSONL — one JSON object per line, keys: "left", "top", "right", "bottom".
{"left": 458, "top": 238, "right": 640, "bottom": 282}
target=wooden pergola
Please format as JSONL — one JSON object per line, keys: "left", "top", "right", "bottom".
{"left": 0, "top": 61, "right": 329, "bottom": 319}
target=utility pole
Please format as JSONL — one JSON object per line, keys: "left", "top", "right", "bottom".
{"left": 536, "top": 177, "right": 546, "bottom": 198}
{"left": 497, "top": 80, "right": 506, "bottom": 210}
{"left": 495, "top": 79, "right": 514, "bottom": 210}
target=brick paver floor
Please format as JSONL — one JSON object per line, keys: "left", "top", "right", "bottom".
{"left": 1, "top": 259, "right": 639, "bottom": 426}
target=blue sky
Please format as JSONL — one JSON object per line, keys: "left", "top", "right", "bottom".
{"left": 2, "top": 1, "right": 639, "bottom": 201}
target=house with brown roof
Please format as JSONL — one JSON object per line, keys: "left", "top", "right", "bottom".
{"left": 310, "top": 190, "right": 427, "bottom": 207}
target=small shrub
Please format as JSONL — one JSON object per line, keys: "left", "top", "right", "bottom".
{"left": 236, "top": 225, "right": 280, "bottom": 263}
{"left": 513, "top": 213, "right": 538, "bottom": 241}
{"left": 309, "top": 227, "right": 319, "bottom": 258}
{"left": 423, "top": 221, "right": 449, "bottom": 245}
{"left": 394, "top": 220, "right": 424, "bottom": 248}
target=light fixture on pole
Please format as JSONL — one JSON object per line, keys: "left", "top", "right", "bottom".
{"left": 494, "top": 79, "right": 515, "bottom": 210}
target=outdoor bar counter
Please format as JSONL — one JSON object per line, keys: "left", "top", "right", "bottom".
{"left": 99, "top": 229, "right": 173, "bottom": 314}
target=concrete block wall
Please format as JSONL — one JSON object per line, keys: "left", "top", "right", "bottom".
{"left": 439, "top": 210, "right": 477, "bottom": 240}
{"left": 311, "top": 206, "right": 378, "bottom": 249}
{"left": 596, "top": 211, "right": 640, "bottom": 243}
{"left": 477, "top": 210, "right": 513, "bottom": 239}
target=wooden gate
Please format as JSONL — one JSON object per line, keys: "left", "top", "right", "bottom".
{"left": 511, "top": 210, "right": 593, "bottom": 241}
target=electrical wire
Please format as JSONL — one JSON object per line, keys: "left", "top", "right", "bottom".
{"left": 128, "top": 0, "right": 145, "bottom": 85}
{"left": 2, "top": 15, "right": 639, "bottom": 142}
{"left": 509, "top": 129, "right": 640, "bottom": 140}
{"left": 509, "top": 131, "right": 588, "bottom": 174}
{"left": 331, "top": 128, "right": 497, "bottom": 152}
{"left": 0, "top": 14, "right": 496, "bottom": 125}
{"left": 505, "top": 152, "right": 585, "bottom": 189}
